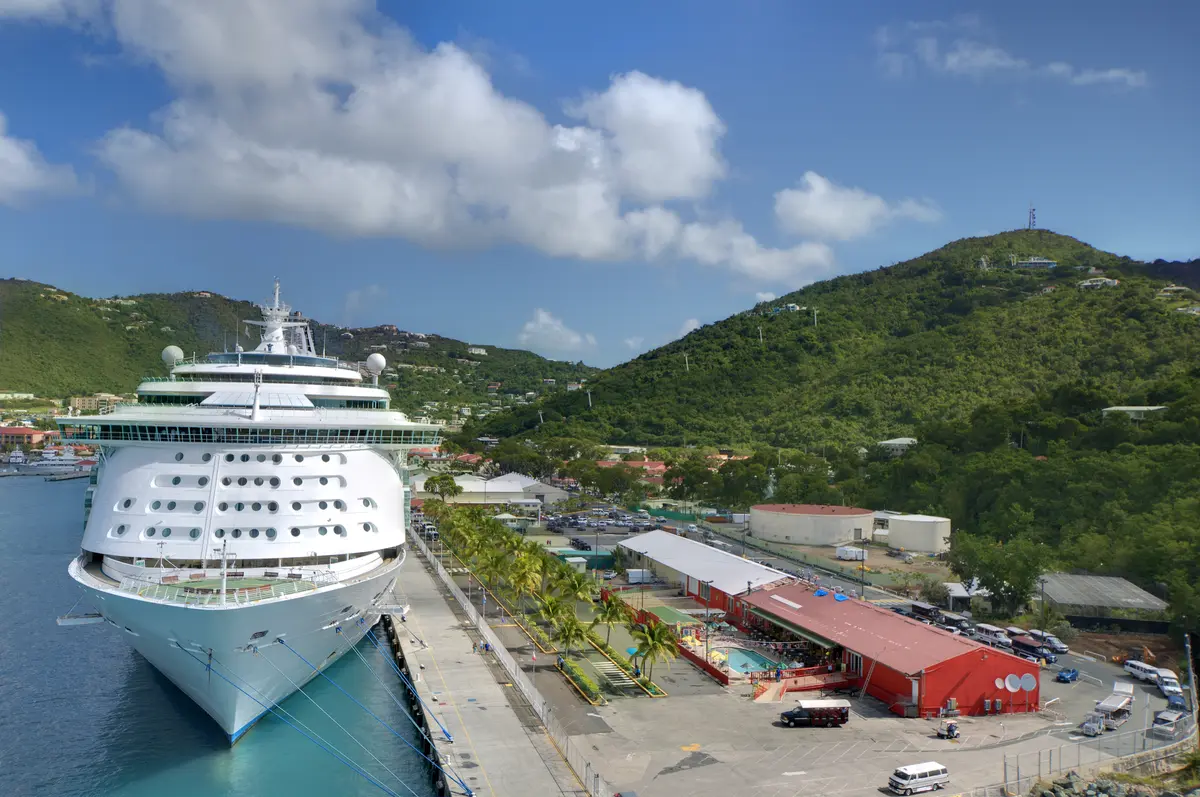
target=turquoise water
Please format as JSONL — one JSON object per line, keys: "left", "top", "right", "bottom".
{"left": 0, "top": 478, "right": 433, "bottom": 797}
{"left": 717, "top": 647, "right": 779, "bottom": 673}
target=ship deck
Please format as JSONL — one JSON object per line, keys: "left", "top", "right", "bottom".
{"left": 81, "top": 560, "right": 345, "bottom": 606}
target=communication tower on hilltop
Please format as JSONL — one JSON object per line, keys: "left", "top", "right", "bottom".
{"left": 1028, "top": 203, "right": 1037, "bottom": 230}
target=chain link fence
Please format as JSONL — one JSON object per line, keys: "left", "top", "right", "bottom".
{"left": 409, "top": 534, "right": 614, "bottom": 797}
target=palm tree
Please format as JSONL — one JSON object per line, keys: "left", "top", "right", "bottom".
{"left": 553, "top": 614, "right": 589, "bottom": 660}
{"left": 537, "top": 595, "right": 572, "bottom": 629}
{"left": 477, "top": 548, "right": 508, "bottom": 594}
{"left": 508, "top": 554, "right": 540, "bottom": 614}
{"left": 631, "top": 621, "right": 679, "bottom": 683}
{"left": 591, "top": 595, "right": 629, "bottom": 646}
{"left": 554, "top": 570, "right": 597, "bottom": 607}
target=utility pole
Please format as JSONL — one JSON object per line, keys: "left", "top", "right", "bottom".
{"left": 683, "top": 353, "right": 690, "bottom": 373}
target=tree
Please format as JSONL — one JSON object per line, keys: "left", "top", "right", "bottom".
{"left": 950, "top": 535, "right": 1050, "bottom": 618}
{"left": 554, "top": 570, "right": 596, "bottom": 608}
{"left": 591, "top": 596, "right": 631, "bottom": 646}
{"left": 631, "top": 621, "right": 678, "bottom": 682}
{"left": 917, "top": 576, "right": 951, "bottom": 607}
{"left": 552, "top": 614, "right": 589, "bottom": 659}
{"left": 424, "top": 473, "right": 463, "bottom": 501}
{"left": 537, "top": 595, "right": 572, "bottom": 629}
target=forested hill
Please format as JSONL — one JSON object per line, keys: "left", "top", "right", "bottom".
{"left": 468, "top": 230, "right": 1200, "bottom": 447}
{"left": 0, "top": 280, "right": 596, "bottom": 415}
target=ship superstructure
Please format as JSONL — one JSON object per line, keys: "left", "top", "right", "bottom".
{"left": 58, "top": 281, "right": 439, "bottom": 741}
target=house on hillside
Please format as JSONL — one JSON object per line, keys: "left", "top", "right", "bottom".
{"left": 467, "top": 347, "right": 487, "bottom": 356}
{"left": 877, "top": 437, "right": 917, "bottom": 457}
{"left": 1157, "top": 285, "right": 1190, "bottom": 298}
{"left": 1101, "top": 406, "right": 1166, "bottom": 421}
{"left": 1078, "top": 277, "right": 1119, "bottom": 289}
{"left": 1011, "top": 256, "right": 1057, "bottom": 269}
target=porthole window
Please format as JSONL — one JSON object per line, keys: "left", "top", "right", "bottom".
{"left": 199, "top": 477, "right": 209, "bottom": 487}
{"left": 238, "top": 477, "right": 248, "bottom": 487}
{"left": 334, "top": 500, "right": 345, "bottom": 510}
{"left": 257, "top": 454, "right": 266, "bottom": 463}
{"left": 295, "top": 454, "right": 305, "bottom": 462}
{"left": 231, "top": 529, "right": 242, "bottom": 538}
{"left": 167, "top": 501, "right": 177, "bottom": 510}
{"left": 252, "top": 502, "right": 261, "bottom": 511}
{"left": 362, "top": 523, "right": 373, "bottom": 532}
{"left": 266, "top": 528, "right": 277, "bottom": 540}
{"left": 202, "top": 453, "right": 212, "bottom": 462}
{"left": 293, "top": 477, "right": 303, "bottom": 486}
{"left": 292, "top": 501, "right": 301, "bottom": 511}
{"left": 319, "top": 477, "right": 329, "bottom": 486}
{"left": 319, "top": 526, "right": 328, "bottom": 536}
{"left": 116, "top": 524, "right": 127, "bottom": 536}
{"left": 189, "top": 528, "right": 200, "bottom": 539}
{"left": 362, "top": 498, "right": 371, "bottom": 508}
{"left": 162, "top": 528, "right": 172, "bottom": 538}
{"left": 171, "top": 476, "right": 181, "bottom": 486}
{"left": 122, "top": 499, "right": 133, "bottom": 509}
{"left": 215, "top": 529, "right": 225, "bottom": 538}
{"left": 254, "top": 477, "right": 264, "bottom": 486}
{"left": 322, "top": 454, "right": 330, "bottom": 463}
{"left": 335, "top": 525, "right": 346, "bottom": 536}
{"left": 175, "top": 452, "right": 184, "bottom": 461}
{"left": 249, "top": 529, "right": 259, "bottom": 538}
{"left": 222, "top": 477, "right": 232, "bottom": 486}
{"left": 319, "top": 501, "right": 328, "bottom": 510}
{"left": 235, "top": 502, "right": 245, "bottom": 512}
{"left": 151, "top": 500, "right": 161, "bottom": 510}
{"left": 272, "top": 454, "right": 282, "bottom": 464}
{"left": 194, "top": 502, "right": 204, "bottom": 511}
{"left": 290, "top": 527, "right": 300, "bottom": 537}
{"left": 270, "top": 477, "right": 280, "bottom": 487}
{"left": 146, "top": 528, "right": 156, "bottom": 537}
{"left": 218, "top": 502, "right": 228, "bottom": 511}
{"left": 240, "top": 454, "right": 250, "bottom": 463}
{"left": 268, "top": 502, "right": 278, "bottom": 512}
{"left": 225, "top": 454, "right": 235, "bottom": 462}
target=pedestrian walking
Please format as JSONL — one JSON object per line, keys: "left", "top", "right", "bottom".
{"left": 473, "top": 641, "right": 478, "bottom": 654}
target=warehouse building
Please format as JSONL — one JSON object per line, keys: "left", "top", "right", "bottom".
{"left": 740, "top": 583, "right": 1040, "bottom": 717}
{"left": 749, "top": 503, "right": 875, "bottom": 546}
{"left": 873, "top": 511, "right": 951, "bottom": 553}
{"left": 617, "top": 530, "right": 791, "bottom": 613}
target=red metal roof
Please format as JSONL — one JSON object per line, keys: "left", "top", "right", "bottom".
{"left": 743, "top": 583, "right": 1028, "bottom": 674}
{"left": 752, "top": 503, "right": 873, "bottom": 516}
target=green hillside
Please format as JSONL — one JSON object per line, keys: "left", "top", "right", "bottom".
{"left": 0, "top": 279, "right": 596, "bottom": 415}
{"left": 468, "top": 230, "right": 1200, "bottom": 447}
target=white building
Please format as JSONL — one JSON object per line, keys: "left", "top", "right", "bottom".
{"left": 1101, "top": 406, "right": 1166, "bottom": 421}
{"left": 877, "top": 437, "right": 917, "bottom": 457}
{"left": 749, "top": 504, "right": 875, "bottom": 546}
{"left": 1078, "top": 278, "right": 1119, "bottom": 289}
{"left": 467, "top": 347, "right": 487, "bottom": 356}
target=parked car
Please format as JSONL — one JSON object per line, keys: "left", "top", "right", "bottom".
{"left": 1056, "top": 668, "right": 1079, "bottom": 683}
{"left": 780, "top": 699, "right": 850, "bottom": 728}
{"left": 1027, "top": 629, "right": 1069, "bottom": 653}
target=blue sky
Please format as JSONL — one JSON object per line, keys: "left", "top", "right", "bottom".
{"left": 0, "top": 1, "right": 1197, "bottom": 366}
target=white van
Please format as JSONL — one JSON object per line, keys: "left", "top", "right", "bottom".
{"left": 973, "top": 624, "right": 1011, "bottom": 646}
{"left": 1124, "top": 659, "right": 1159, "bottom": 682}
{"left": 1156, "top": 669, "right": 1183, "bottom": 697}
{"left": 888, "top": 762, "right": 950, "bottom": 794}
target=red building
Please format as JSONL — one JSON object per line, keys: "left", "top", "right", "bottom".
{"left": 741, "top": 583, "right": 1040, "bottom": 718}
{"left": 0, "top": 426, "right": 51, "bottom": 447}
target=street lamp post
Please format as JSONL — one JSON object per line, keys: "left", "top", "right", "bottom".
{"left": 702, "top": 579, "right": 713, "bottom": 664}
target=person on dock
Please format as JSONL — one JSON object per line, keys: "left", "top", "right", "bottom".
{"left": 473, "top": 641, "right": 478, "bottom": 654}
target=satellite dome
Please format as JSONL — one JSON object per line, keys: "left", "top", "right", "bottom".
{"left": 366, "top": 352, "right": 386, "bottom": 375}
{"left": 286, "top": 344, "right": 299, "bottom": 355}
{"left": 161, "top": 345, "right": 184, "bottom": 367}
{"left": 235, "top": 344, "right": 244, "bottom": 352}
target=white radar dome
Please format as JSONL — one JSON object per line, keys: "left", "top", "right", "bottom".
{"left": 366, "top": 352, "right": 387, "bottom": 374}
{"left": 161, "top": 345, "right": 184, "bottom": 366}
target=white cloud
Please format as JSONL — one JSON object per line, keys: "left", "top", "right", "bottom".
{"left": 0, "top": 111, "right": 79, "bottom": 206}
{"left": 875, "top": 18, "right": 1147, "bottom": 88}
{"left": 517, "top": 308, "right": 596, "bottom": 353}
{"left": 0, "top": 0, "right": 833, "bottom": 284}
{"left": 774, "top": 172, "right": 941, "bottom": 241}
{"left": 623, "top": 336, "right": 644, "bottom": 350}
{"left": 678, "top": 318, "right": 702, "bottom": 337}
{"left": 755, "top": 292, "right": 776, "bottom": 303}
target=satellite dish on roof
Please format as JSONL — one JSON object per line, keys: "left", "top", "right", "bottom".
{"left": 1004, "top": 674, "right": 1021, "bottom": 693}
{"left": 994, "top": 678, "right": 1004, "bottom": 690}
{"left": 1020, "top": 673, "right": 1037, "bottom": 692}
{"left": 366, "top": 352, "right": 386, "bottom": 374}
{"left": 161, "top": 345, "right": 184, "bottom": 366}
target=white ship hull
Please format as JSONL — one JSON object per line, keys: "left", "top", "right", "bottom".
{"left": 70, "top": 555, "right": 403, "bottom": 742}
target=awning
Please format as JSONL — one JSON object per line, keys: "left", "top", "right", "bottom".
{"left": 749, "top": 608, "right": 836, "bottom": 649}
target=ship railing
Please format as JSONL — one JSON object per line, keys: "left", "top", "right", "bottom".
{"left": 114, "top": 567, "right": 342, "bottom": 606}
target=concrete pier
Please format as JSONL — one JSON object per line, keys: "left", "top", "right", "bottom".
{"left": 387, "top": 554, "right": 578, "bottom": 797}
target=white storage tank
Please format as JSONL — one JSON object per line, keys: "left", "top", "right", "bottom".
{"left": 887, "top": 514, "right": 951, "bottom": 553}
{"left": 749, "top": 504, "right": 875, "bottom": 546}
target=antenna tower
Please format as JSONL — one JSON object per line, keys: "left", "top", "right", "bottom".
{"left": 1027, "top": 203, "right": 1036, "bottom": 230}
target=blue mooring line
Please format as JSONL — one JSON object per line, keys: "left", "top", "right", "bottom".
{"left": 173, "top": 644, "right": 404, "bottom": 797}
{"left": 277, "top": 637, "right": 474, "bottom": 797}
{"left": 360, "top": 619, "right": 456, "bottom": 743}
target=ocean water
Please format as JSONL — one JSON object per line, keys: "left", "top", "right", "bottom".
{"left": 0, "top": 477, "right": 433, "bottom": 797}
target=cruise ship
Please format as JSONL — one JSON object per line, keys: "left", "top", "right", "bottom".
{"left": 58, "top": 282, "right": 440, "bottom": 741}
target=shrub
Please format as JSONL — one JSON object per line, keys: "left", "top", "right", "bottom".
{"left": 560, "top": 659, "right": 601, "bottom": 701}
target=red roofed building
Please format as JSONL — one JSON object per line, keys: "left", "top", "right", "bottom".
{"left": 740, "top": 583, "right": 1040, "bottom": 717}
{"left": 0, "top": 427, "right": 51, "bottom": 447}
{"left": 595, "top": 460, "right": 668, "bottom": 476}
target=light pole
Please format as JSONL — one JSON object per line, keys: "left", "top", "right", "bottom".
{"left": 702, "top": 579, "right": 713, "bottom": 664}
